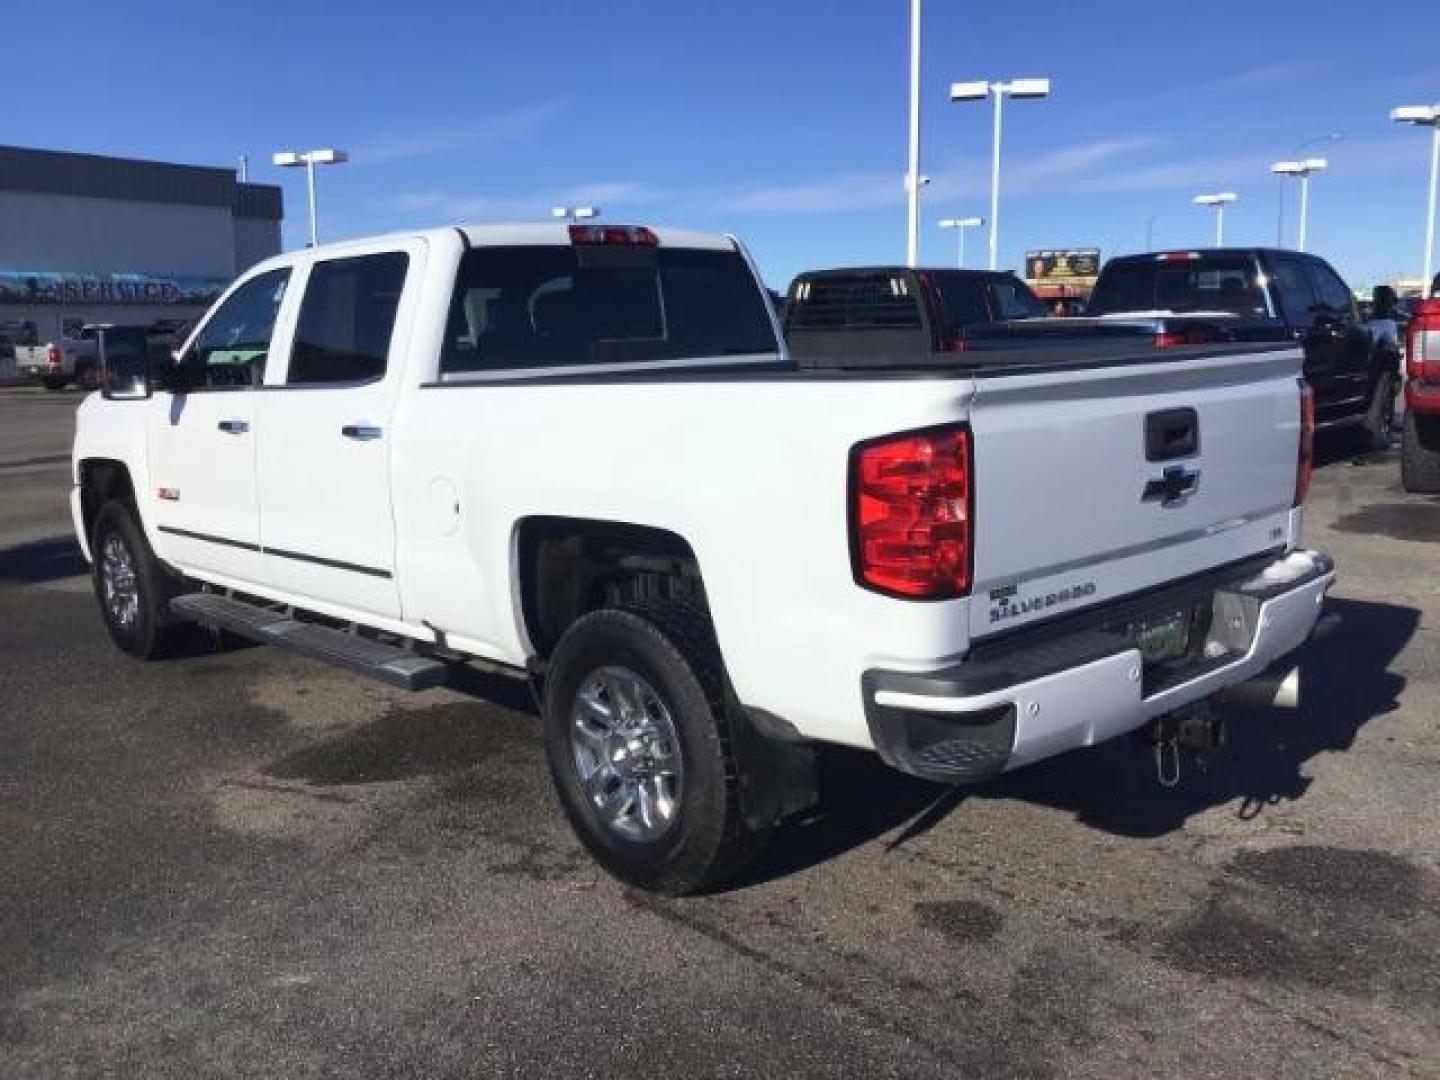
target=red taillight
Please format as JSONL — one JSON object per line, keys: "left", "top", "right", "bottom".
{"left": 1406, "top": 298, "right": 1440, "bottom": 383}
{"left": 1295, "top": 379, "right": 1315, "bottom": 507}
{"left": 851, "top": 425, "right": 973, "bottom": 599}
{"left": 1153, "top": 331, "right": 1188, "bottom": 349}
{"left": 569, "top": 224, "right": 659, "bottom": 246}
{"left": 46, "top": 344, "right": 62, "bottom": 367}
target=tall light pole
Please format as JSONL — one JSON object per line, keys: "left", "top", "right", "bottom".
{"left": 551, "top": 206, "right": 600, "bottom": 222}
{"left": 938, "top": 216, "right": 984, "bottom": 267}
{"left": 272, "top": 148, "right": 349, "bottom": 247}
{"left": 1275, "top": 134, "right": 1341, "bottom": 246}
{"left": 949, "top": 77, "right": 1051, "bottom": 271}
{"left": 1391, "top": 104, "right": 1440, "bottom": 288}
{"left": 905, "top": 0, "right": 922, "bottom": 267}
{"left": 1270, "top": 158, "right": 1327, "bottom": 251}
{"left": 1193, "top": 192, "right": 1237, "bottom": 246}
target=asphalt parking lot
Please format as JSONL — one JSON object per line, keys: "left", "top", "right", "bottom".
{"left": 1, "top": 386, "right": 1437, "bottom": 1079}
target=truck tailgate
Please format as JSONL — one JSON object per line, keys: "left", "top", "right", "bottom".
{"left": 966, "top": 346, "right": 1301, "bottom": 640}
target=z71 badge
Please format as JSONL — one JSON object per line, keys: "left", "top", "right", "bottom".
{"left": 988, "top": 580, "right": 1097, "bottom": 625}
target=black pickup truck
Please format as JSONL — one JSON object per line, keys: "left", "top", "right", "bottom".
{"left": 783, "top": 266, "right": 1047, "bottom": 367}
{"left": 783, "top": 255, "right": 1395, "bottom": 448}
{"left": 964, "top": 249, "right": 1396, "bottom": 447}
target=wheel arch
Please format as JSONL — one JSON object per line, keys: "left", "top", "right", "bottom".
{"left": 78, "top": 458, "right": 136, "bottom": 546}
{"left": 513, "top": 515, "right": 710, "bottom": 662}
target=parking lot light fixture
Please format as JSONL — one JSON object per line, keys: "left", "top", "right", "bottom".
{"left": 271, "top": 148, "right": 349, "bottom": 247}
{"left": 938, "top": 216, "right": 985, "bottom": 268}
{"left": 1270, "top": 158, "right": 1328, "bottom": 252}
{"left": 1391, "top": 104, "right": 1440, "bottom": 286}
{"left": 949, "top": 77, "right": 1052, "bottom": 271}
{"left": 1192, "top": 192, "right": 1238, "bottom": 247}
{"left": 551, "top": 206, "right": 600, "bottom": 222}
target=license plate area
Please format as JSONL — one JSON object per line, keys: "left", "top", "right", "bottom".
{"left": 1128, "top": 608, "right": 1195, "bottom": 664}
{"left": 1121, "top": 599, "right": 1216, "bottom": 695}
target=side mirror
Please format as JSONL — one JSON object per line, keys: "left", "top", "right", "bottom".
{"left": 97, "top": 326, "right": 153, "bottom": 400}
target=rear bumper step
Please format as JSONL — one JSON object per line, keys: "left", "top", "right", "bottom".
{"left": 169, "top": 593, "right": 448, "bottom": 691}
{"left": 863, "top": 549, "right": 1335, "bottom": 783}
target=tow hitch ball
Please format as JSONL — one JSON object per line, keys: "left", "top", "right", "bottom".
{"left": 1144, "top": 703, "right": 1227, "bottom": 788}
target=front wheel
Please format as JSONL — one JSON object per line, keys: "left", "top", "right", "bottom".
{"left": 91, "top": 501, "right": 193, "bottom": 659}
{"left": 541, "top": 602, "right": 768, "bottom": 895}
{"left": 1401, "top": 410, "right": 1440, "bottom": 493}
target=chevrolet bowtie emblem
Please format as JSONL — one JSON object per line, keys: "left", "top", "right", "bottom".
{"left": 1142, "top": 465, "right": 1200, "bottom": 506}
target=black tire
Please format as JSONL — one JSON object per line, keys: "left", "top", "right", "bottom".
{"left": 1359, "top": 369, "right": 1399, "bottom": 452}
{"left": 541, "top": 601, "right": 767, "bottom": 895}
{"left": 1401, "top": 410, "right": 1440, "bottom": 494}
{"left": 41, "top": 376, "right": 67, "bottom": 391}
{"left": 91, "top": 501, "right": 192, "bottom": 659}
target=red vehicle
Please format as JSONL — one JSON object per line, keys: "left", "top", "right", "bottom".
{"left": 1402, "top": 297, "right": 1440, "bottom": 492}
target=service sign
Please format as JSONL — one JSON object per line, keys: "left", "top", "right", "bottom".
{"left": 0, "top": 270, "right": 231, "bottom": 306}
{"left": 1024, "top": 249, "right": 1101, "bottom": 288}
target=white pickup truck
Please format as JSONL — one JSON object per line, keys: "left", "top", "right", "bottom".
{"left": 16, "top": 330, "right": 101, "bottom": 391}
{"left": 71, "top": 223, "right": 1334, "bottom": 893}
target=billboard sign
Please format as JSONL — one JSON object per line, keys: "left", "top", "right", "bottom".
{"left": 0, "top": 270, "right": 231, "bottom": 306}
{"left": 1024, "top": 249, "right": 1101, "bottom": 289}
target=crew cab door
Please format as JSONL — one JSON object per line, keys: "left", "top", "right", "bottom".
{"left": 1303, "top": 256, "right": 1373, "bottom": 421}
{"left": 146, "top": 266, "right": 294, "bottom": 584}
{"left": 254, "top": 240, "right": 423, "bottom": 620}
{"left": 1273, "top": 253, "right": 1370, "bottom": 424}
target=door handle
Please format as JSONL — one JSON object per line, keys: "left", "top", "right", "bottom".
{"left": 217, "top": 419, "right": 249, "bottom": 434}
{"left": 341, "top": 424, "right": 383, "bottom": 441}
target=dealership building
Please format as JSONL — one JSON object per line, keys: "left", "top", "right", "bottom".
{"left": 0, "top": 144, "right": 283, "bottom": 345}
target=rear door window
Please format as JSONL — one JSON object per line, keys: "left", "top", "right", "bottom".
{"left": 936, "top": 277, "right": 989, "bottom": 331}
{"left": 1271, "top": 255, "right": 1318, "bottom": 324}
{"left": 441, "top": 245, "right": 777, "bottom": 374}
{"left": 288, "top": 253, "right": 409, "bottom": 385}
{"left": 990, "top": 279, "right": 1047, "bottom": 320}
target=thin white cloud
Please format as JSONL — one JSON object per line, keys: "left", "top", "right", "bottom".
{"left": 382, "top": 181, "right": 657, "bottom": 223}
{"left": 352, "top": 101, "right": 565, "bottom": 166}
{"left": 1204, "top": 62, "right": 1311, "bottom": 94}
{"left": 704, "top": 135, "right": 1167, "bottom": 215}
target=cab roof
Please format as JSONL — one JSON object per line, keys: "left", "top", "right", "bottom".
{"left": 457, "top": 222, "right": 735, "bottom": 250}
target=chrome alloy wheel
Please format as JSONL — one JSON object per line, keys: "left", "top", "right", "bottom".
{"left": 570, "top": 665, "right": 683, "bottom": 842}
{"left": 100, "top": 534, "right": 140, "bottom": 630}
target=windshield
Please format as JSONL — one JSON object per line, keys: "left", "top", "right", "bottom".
{"left": 441, "top": 245, "right": 778, "bottom": 374}
{"left": 1089, "top": 256, "right": 1269, "bottom": 317}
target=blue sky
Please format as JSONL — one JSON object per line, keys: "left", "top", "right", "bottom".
{"left": 7, "top": 0, "right": 1440, "bottom": 289}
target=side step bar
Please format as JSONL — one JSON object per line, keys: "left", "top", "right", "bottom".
{"left": 170, "top": 593, "right": 448, "bottom": 691}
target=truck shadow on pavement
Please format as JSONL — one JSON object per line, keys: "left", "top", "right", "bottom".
{"left": 0, "top": 534, "right": 87, "bottom": 585}
{"left": 746, "top": 596, "right": 1416, "bottom": 885}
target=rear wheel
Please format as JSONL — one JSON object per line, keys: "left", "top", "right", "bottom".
{"left": 41, "top": 376, "right": 67, "bottom": 391}
{"left": 91, "top": 501, "right": 194, "bottom": 659}
{"left": 1359, "top": 370, "right": 1399, "bottom": 452}
{"left": 1401, "top": 410, "right": 1440, "bottom": 493}
{"left": 541, "top": 601, "right": 768, "bottom": 895}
